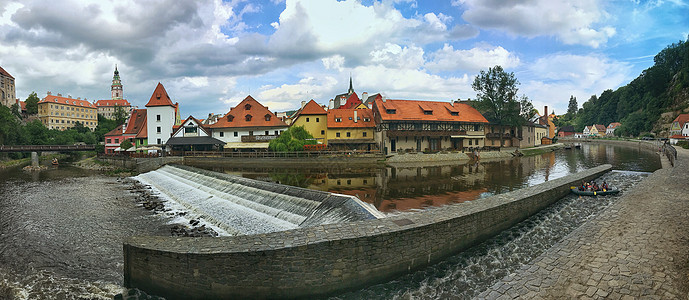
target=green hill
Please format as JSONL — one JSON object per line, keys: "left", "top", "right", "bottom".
{"left": 571, "top": 37, "right": 689, "bottom": 137}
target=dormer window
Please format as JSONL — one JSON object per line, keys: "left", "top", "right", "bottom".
{"left": 264, "top": 114, "right": 271, "bottom": 121}
{"left": 450, "top": 112, "right": 459, "bottom": 116}
{"left": 335, "top": 117, "right": 342, "bottom": 122}
{"left": 227, "top": 115, "right": 234, "bottom": 122}
{"left": 245, "top": 104, "right": 251, "bottom": 110}
{"left": 386, "top": 109, "right": 396, "bottom": 114}
{"left": 423, "top": 110, "right": 433, "bottom": 115}
{"left": 245, "top": 114, "right": 252, "bottom": 121}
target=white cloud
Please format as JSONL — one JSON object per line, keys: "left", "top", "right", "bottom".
{"left": 426, "top": 44, "right": 521, "bottom": 72}
{"left": 322, "top": 55, "right": 345, "bottom": 72}
{"left": 458, "top": 0, "right": 616, "bottom": 48}
{"left": 369, "top": 43, "right": 425, "bottom": 69}
{"left": 256, "top": 76, "right": 339, "bottom": 104}
{"left": 521, "top": 54, "right": 632, "bottom": 114}
{"left": 353, "top": 65, "right": 473, "bottom": 100}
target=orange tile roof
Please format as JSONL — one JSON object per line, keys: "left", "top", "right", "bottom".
{"left": 295, "top": 99, "right": 327, "bottom": 116}
{"left": 210, "top": 95, "right": 288, "bottom": 129}
{"left": 673, "top": 114, "right": 689, "bottom": 126}
{"left": 594, "top": 124, "right": 606, "bottom": 131}
{"left": 0, "top": 66, "right": 13, "bottom": 79}
{"left": 607, "top": 122, "right": 621, "bottom": 129}
{"left": 38, "top": 94, "right": 97, "bottom": 108}
{"left": 95, "top": 99, "right": 131, "bottom": 107}
{"left": 19, "top": 100, "right": 26, "bottom": 111}
{"left": 327, "top": 109, "right": 374, "bottom": 128}
{"left": 670, "top": 134, "right": 689, "bottom": 139}
{"left": 374, "top": 99, "right": 489, "bottom": 123}
{"left": 123, "top": 109, "right": 147, "bottom": 138}
{"left": 145, "top": 82, "right": 175, "bottom": 107}
{"left": 104, "top": 124, "right": 124, "bottom": 137}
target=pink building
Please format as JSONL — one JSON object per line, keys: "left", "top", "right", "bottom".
{"left": 104, "top": 124, "right": 125, "bottom": 154}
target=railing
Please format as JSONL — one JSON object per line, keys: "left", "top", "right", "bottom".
{"left": 182, "top": 150, "right": 382, "bottom": 158}
{"left": 0, "top": 144, "right": 96, "bottom": 152}
{"left": 662, "top": 142, "right": 677, "bottom": 167}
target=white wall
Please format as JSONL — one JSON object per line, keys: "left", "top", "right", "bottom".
{"left": 212, "top": 126, "right": 288, "bottom": 143}
{"left": 147, "top": 106, "right": 176, "bottom": 145}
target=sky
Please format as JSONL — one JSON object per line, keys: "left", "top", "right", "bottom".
{"left": 1, "top": 0, "right": 688, "bottom": 118}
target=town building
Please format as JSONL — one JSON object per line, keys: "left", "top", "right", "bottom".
{"left": 95, "top": 66, "right": 132, "bottom": 119}
{"left": 145, "top": 83, "right": 180, "bottom": 146}
{"left": 37, "top": 92, "right": 98, "bottom": 131}
{"left": 329, "top": 77, "right": 360, "bottom": 109}
{"left": 0, "top": 66, "right": 16, "bottom": 109}
{"left": 519, "top": 121, "right": 548, "bottom": 148}
{"left": 606, "top": 122, "right": 621, "bottom": 136}
{"left": 326, "top": 108, "right": 376, "bottom": 151}
{"left": 122, "top": 108, "right": 148, "bottom": 150}
{"left": 558, "top": 125, "right": 576, "bottom": 137}
{"left": 210, "top": 95, "right": 288, "bottom": 151}
{"left": 583, "top": 125, "right": 592, "bottom": 136}
{"left": 373, "top": 99, "right": 488, "bottom": 154}
{"left": 104, "top": 124, "right": 125, "bottom": 154}
{"left": 290, "top": 100, "right": 328, "bottom": 144}
{"left": 167, "top": 116, "right": 224, "bottom": 153}
{"left": 537, "top": 106, "right": 556, "bottom": 138}
{"left": 590, "top": 124, "right": 606, "bottom": 137}
{"left": 669, "top": 114, "right": 689, "bottom": 144}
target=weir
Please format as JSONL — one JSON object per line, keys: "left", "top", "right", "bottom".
{"left": 134, "top": 165, "right": 384, "bottom": 235}
{"left": 124, "top": 164, "right": 614, "bottom": 299}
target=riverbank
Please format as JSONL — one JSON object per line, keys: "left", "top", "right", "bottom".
{"left": 477, "top": 143, "right": 689, "bottom": 299}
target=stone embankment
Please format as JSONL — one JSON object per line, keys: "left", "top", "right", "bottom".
{"left": 385, "top": 144, "right": 565, "bottom": 163}
{"left": 477, "top": 144, "right": 689, "bottom": 299}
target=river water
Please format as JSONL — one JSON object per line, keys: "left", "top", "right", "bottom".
{"left": 0, "top": 144, "right": 661, "bottom": 299}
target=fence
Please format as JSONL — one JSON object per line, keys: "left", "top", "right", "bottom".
{"left": 180, "top": 150, "right": 382, "bottom": 158}
{"left": 662, "top": 142, "right": 677, "bottom": 167}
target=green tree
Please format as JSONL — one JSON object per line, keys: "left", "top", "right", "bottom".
{"left": 72, "top": 121, "right": 90, "bottom": 134}
{"left": 113, "top": 105, "right": 127, "bottom": 125}
{"left": 0, "top": 105, "right": 22, "bottom": 146}
{"left": 120, "top": 139, "right": 133, "bottom": 151}
{"left": 25, "top": 91, "right": 40, "bottom": 115}
{"left": 472, "top": 65, "right": 534, "bottom": 146}
{"left": 567, "top": 95, "right": 578, "bottom": 116}
{"left": 269, "top": 126, "right": 317, "bottom": 152}
{"left": 10, "top": 103, "right": 21, "bottom": 119}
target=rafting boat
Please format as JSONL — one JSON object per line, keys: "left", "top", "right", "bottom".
{"left": 570, "top": 186, "right": 619, "bottom": 196}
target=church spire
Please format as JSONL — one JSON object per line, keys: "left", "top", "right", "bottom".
{"left": 348, "top": 75, "right": 354, "bottom": 95}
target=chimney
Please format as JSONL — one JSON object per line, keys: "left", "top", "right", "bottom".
{"left": 57, "top": 93, "right": 62, "bottom": 97}
{"left": 301, "top": 101, "right": 306, "bottom": 109}
{"left": 354, "top": 110, "right": 358, "bottom": 123}
{"left": 47, "top": 91, "right": 51, "bottom": 95}
{"left": 328, "top": 99, "right": 334, "bottom": 109}
{"left": 544, "top": 106, "right": 548, "bottom": 118}
{"left": 77, "top": 97, "right": 81, "bottom": 100}
{"left": 362, "top": 92, "right": 368, "bottom": 101}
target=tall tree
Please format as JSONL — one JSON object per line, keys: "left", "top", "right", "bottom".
{"left": 113, "top": 105, "right": 127, "bottom": 125}
{"left": 567, "top": 95, "right": 578, "bottom": 116}
{"left": 472, "top": 65, "right": 534, "bottom": 146}
{"left": 25, "top": 91, "right": 40, "bottom": 115}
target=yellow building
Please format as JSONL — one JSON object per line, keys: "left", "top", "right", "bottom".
{"left": 37, "top": 93, "right": 98, "bottom": 131}
{"left": 290, "top": 99, "right": 328, "bottom": 144}
{"left": 327, "top": 108, "right": 376, "bottom": 151}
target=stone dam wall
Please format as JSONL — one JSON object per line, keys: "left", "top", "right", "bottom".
{"left": 123, "top": 164, "right": 613, "bottom": 299}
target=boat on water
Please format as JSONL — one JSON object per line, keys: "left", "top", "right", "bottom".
{"left": 570, "top": 186, "right": 619, "bottom": 196}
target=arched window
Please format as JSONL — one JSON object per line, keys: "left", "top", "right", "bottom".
{"left": 227, "top": 115, "right": 234, "bottom": 122}
{"left": 245, "top": 104, "right": 251, "bottom": 110}
{"left": 264, "top": 114, "right": 271, "bottom": 121}
{"left": 245, "top": 114, "right": 252, "bottom": 121}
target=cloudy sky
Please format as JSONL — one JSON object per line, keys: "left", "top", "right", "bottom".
{"left": 1, "top": 0, "right": 688, "bottom": 118}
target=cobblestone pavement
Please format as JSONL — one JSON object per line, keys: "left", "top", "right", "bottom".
{"left": 477, "top": 147, "right": 689, "bottom": 299}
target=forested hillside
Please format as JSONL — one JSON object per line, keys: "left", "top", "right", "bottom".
{"left": 568, "top": 37, "right": 689, "bottom": 137}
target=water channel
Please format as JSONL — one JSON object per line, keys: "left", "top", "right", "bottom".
{"left": 0, "top": 143, "right": 660, "bottom": 299}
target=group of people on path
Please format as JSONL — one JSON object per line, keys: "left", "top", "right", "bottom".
{"left": 579, "top": 180, "right": 609, "bottom": 192}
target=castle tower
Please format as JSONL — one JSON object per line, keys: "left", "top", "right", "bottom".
{"left": 111, "top": 65, "right": 123, "bottom": 100}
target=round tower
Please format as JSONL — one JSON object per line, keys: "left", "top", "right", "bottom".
{"left": 111, "top": 65, "right": 123, "bottom": 100}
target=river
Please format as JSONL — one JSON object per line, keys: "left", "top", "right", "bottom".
{"left": 0, "top": 143, "right": 661, "bottom": 299}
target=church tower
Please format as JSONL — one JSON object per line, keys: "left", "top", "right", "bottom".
{"left": 111, "top": 65, "right": 123, "bottom": 100}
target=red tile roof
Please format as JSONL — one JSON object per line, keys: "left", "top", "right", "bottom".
{"left": 594, "top": 124, "right": 606, "bottom": 131}
{"left": 374, "top": 99, "right": 489, "bottom": 123}
{"left": 95, "top": 99, "right": 131, "bottom": 107}
{"left": 123, "top": 109, "right": 147, "bottom": 139}
{"left": 145, "top": 83, "right": 175, "bottom": 107}
{"left": 327, "top": 109, "right": 374, "bottom": 128}
{"left": 210, "top": 95, "right": 288, "bottom": 129}
{"left": 339, "top": 92, "right": 361, "bottom": 109}
{"left": 0, "top": 66, "right": 13, "bottom": 79}
{"left": 672, "top": 114, "right": 689, "bottom": 127}
{"left": 19, "top": 100, "right": 26, "bottom": 111}
{"left": 104, "top": 124, "right": 124, "bottom": 137}
{"left": 38, "top": 94, "right": 96, "bottom": 108}
{"left": 295, "top": 99, "right": 327, "bottom": 116}
{"left": 607, "top": 122, "right": 621, "bottom": 129}
{"left": 669, "top": 134, "right": 689, "bottom": 139}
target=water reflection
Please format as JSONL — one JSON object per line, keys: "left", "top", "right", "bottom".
{"left": 188, "top": 144, "right": 661, "bottom": 212}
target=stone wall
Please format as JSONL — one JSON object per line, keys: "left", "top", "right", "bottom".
{"left": 97, "top": 156, "right": 184, "bottom": 173}
{"left": 124, "top": 164, "right": 612, "bottom": 299}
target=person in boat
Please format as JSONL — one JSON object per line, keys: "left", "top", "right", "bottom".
{"left": 601, "top": 181, "right": 608, "bottom": 191}
{"left": 579, "top": 181, "right": 586, "bottom": 191}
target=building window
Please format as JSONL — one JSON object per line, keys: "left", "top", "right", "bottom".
{"left": 363, "top": 132, "right": 367, "bottom": 137}
{"left": 347, "top": 180, "right": 351, "bottom": 185}
{"left": 245, "top": 104, "right": 251, "bottom": 110}
{"left": 423, "top": 111, "right": 432, "bottom": 115}
{"left": 106, "top": 138, "right": 111, "bottom": 143}
{"left": 156, "top": 114, "right": 161, "bottom": 121}
{"left": 115, "top": 139, "right": 119, "bottom": 143}
{"left": 336, "top": 132, "right": 341, "bottom": 137}
{"left": 469, "top": 139, "right": 472, "bottom": 145}
{"left": 265, "top": 114, "right": 271, "bottom": 121}
{"left": 234, "top": 132, "right": 238, "bottom": 137}
{"left": 157, "top": 138, "right": 161, "bottom": 144}
{"left": 220, "top": 132, "right": 224, "bottom": 137}
{"left": 346, "top": 132, "right": 351, "bottom": 137}
{"left": 335, "top": 118, "right": 342, "bottom": 122}
{"left": 306, "top": 117, "right": 310, "bottom": 122}
{"left": 321, "top": 130, "right": 325, "bottom": 135}
{"left": 265, "top": 130, "right": 269, "bottom": 135}
{"left": 245, "top": 114, "right": 252, "bottom": 121}
{"left": 184, "top": 127, "right": 197, "bottom": 134}
{"left": 157, "top": 126, "right": 161, "bottom": 133}
{"left": 274, "top": 131, "right": 279, "bottom": 135}
{"left": 249, "top": 131, "right": 253, "bottom": 136}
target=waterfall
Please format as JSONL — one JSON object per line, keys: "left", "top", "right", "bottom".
{"left": 134, "top": 165, "right": 383, "bottom": 236}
